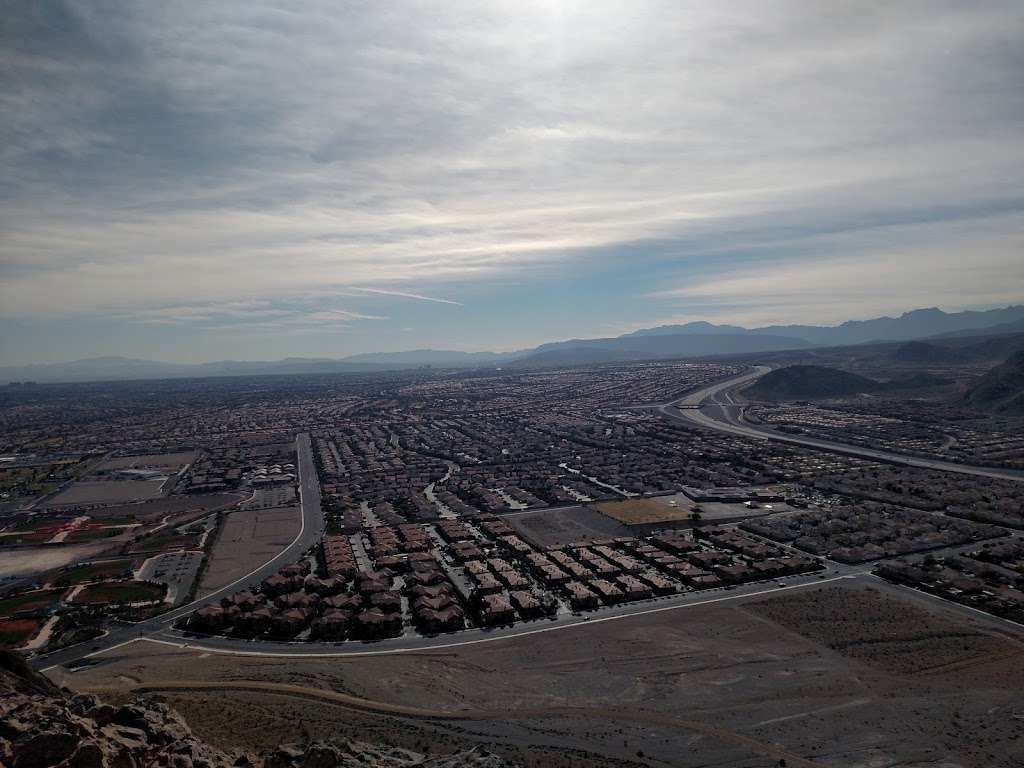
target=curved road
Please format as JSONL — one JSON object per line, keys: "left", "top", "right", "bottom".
{"left": 34, "top": 374, "right": 1024, "bottom": 672}
{"left": 34, "top": 423, "right": 860, "bottom": 667}
{"left": 33, "top": 433, "right": 325, "bottom": 671}
{"left": 661, "top": 366, "right": 1024, "bottom": 483}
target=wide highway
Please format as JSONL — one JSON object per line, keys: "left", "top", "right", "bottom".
{"left": 33, "top": 432, "right": 325, "bottom": 671}
{"left": 660, "top": 366, "right": 1024, "bottom": 483}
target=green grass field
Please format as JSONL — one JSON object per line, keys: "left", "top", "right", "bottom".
{"left": 0, "top": 589, "right": 65, "bottom": 617}
{"left": 73, "top": 581, "right": 166, "bottom": 605}
{"left": 54, "top": 559, "right": 136, "bottom": 585}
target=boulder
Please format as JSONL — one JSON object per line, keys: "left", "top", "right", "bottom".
{"left": 11, "top": 730, "right": 80, "bottom": 767}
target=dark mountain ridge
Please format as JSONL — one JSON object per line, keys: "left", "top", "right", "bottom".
{"left": 744, "top": 366, "right": 881, "bottom": 400}
{"left": 963, "top": 351, "right": 1024, "bottom": 414}
{"left": 527, "top": 331, "right": 811, "bottom": 360}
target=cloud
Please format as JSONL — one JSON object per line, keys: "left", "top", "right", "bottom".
{"left": 348, "top": 287, "right": 462, "bottom": 306}
{"left": 120, "top": 301, "right": 386, "bottom": 332}
{"left": 1, "top": 1, "right": 1022, "bottom": 349}
{"left": 647, "top": 211, "right": 1024, "bottom": 326}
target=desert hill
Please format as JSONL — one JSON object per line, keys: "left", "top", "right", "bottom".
{"left": 963, "top": 351, "right": 1024, "bottom": 414}
{"left": 892, "top": 341, "right": 966, "bottom": 364}
{"left": 0, "top": 651, "right": 513, "bottom": 768}
{"left": 745, "top": 365, "right": 880, "bottom": 400}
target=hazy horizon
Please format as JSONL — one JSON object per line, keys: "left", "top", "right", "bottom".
{"left": 3, "top": 2, "right": 1024, "bottom": 366}
{"left": 2, "top": 301, "right": 1023, "bottom": 369}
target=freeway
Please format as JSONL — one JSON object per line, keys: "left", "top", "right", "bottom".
{"left": 32, "top": 433, "right": 325, "bottom": 671}
{"left": 660, "top": 366, "right": 1024, "bottom": 484}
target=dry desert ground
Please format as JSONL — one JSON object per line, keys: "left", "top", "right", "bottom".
{"left": 48, "top": 580, "right": 1024, "bottom": 768}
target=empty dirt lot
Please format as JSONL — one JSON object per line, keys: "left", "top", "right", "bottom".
{"left": 84, "top": 493, "right": 243, "bottom": 522}
{"left": 0, "top": 542, "right": 118, "bottom": 580}
{"left": 506, "top": 505, "right": 632, "bottom": 549}
{"left": 45, "top": 479, "right": 166, "bottom": 507}
{"left": 595, "top": 497, "right": 695, "bottom": 525}
{"left": 196, "top": 506, "right": 300, "bottom": 596}
{"left": 98, "top": 452, "right": 196, "bottom": 471}
{"left": 56, "top": 579, "right": 1024, "bottom": 767}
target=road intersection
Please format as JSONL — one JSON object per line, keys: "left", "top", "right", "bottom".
{"left": 32, "top": 371, "right": 1024, "bottom": 672}
{"left": 33, "top": 433, "right": 324, "bottom": 671}
{"left": 659, "top": 366, "right": 1024, "bottom": 483}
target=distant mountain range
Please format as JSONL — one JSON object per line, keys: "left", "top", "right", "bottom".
{"left": 624, "top": 305, "right": 1024, "bottom": 346}
{"left": 4, "top": 304, "right": 1024, "bottom": 383}
{"left": 525, "top": 332, "right": 812, "bottom": 362}
{"left": 0, "top": 356, "right": 398, "bottom": 384}
{"left": 340, "top": 349, "right": 518, "bottom": 366}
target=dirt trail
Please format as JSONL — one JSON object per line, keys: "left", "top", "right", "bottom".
{"left": 83, "top": 679, "right": 828, "bottom": 768}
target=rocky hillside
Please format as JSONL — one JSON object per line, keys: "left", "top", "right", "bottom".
{"left": 892, "top": 340, "right": 966, "bottom": 364}
{"left": 963, "top": 351, "right": 1024, "bottom": 413}
{"left": 0, "top": 652, "right": 514, "bottom": 768}
{"left": 745, "top": 365, "right": 880, "bottom": 400}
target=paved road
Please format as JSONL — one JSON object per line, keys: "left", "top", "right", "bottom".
{"left": 40, "top": 559, "right": 1024, "bottom": 665}
{"left": 659, "top": 366, "right": 1024, "bottom": 483}
{"left": 33, "top": 433, "right": 324, "bottom": 671}
{"left": 51, "top": 570, "right": 859, "bottom": 663}
{"left": 34, "top": 387, "right": 1024, "bottom": 670}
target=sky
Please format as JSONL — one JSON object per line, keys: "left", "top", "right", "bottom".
{"left": 2, "top": 1, "right": 1023, "bottom": 365}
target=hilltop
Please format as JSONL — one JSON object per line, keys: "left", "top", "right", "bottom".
{"left": 745, "top": 365, "right": 880, "bottom": 400}
{"left": 963, "top": 351, "right": 1024, "bottom": 414}
{"left": 0, "top": 651, "right": 514, "bottom": 768}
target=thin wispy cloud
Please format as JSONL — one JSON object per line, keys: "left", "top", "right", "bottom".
{"left": 122, "top": 301, "right": 386, "bottom": 330}
{"left": 349, "top": 288, "right": 462, "bottom": 306}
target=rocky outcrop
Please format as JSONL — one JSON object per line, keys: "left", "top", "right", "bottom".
{"left": 0, "top": 652, "right": 517, "bottom": 768}
{"left": 1, "top": 683, "right": 249, "bottom": 768}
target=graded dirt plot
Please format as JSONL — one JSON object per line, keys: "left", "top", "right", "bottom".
{"left": 127, "top": 530, "right": 202, "bottom": 554}
{"left": 0, "top": 543, "right": 118, "bottom": 581}
{"left": 241, "top": 486, "right": 296, "bottom": 510}
{"left": 595, "top": 496, "right": 695, "bottom": 525}
{"left": 694, "top": 500, "right": 782, "bottom": 521}
{"left": 46, "top": 479, "right": 166, "bottom": 507}
{"left": 61, "top": 580, "right": 1024, "bottom": 768}
{"left": 81, "top": 493, "right": 243, "bottom": 522}
{"left": 749, "top": 583, "right": 1020, "bottom": 675}
{"left": 505, "top": 505, "right": 632, "bottom": 549}
{"left": 98, "top": 452, "right": 196, "bottom": 471}
{"left": 197, "top": 507, "right": 300, "bottom": 595}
